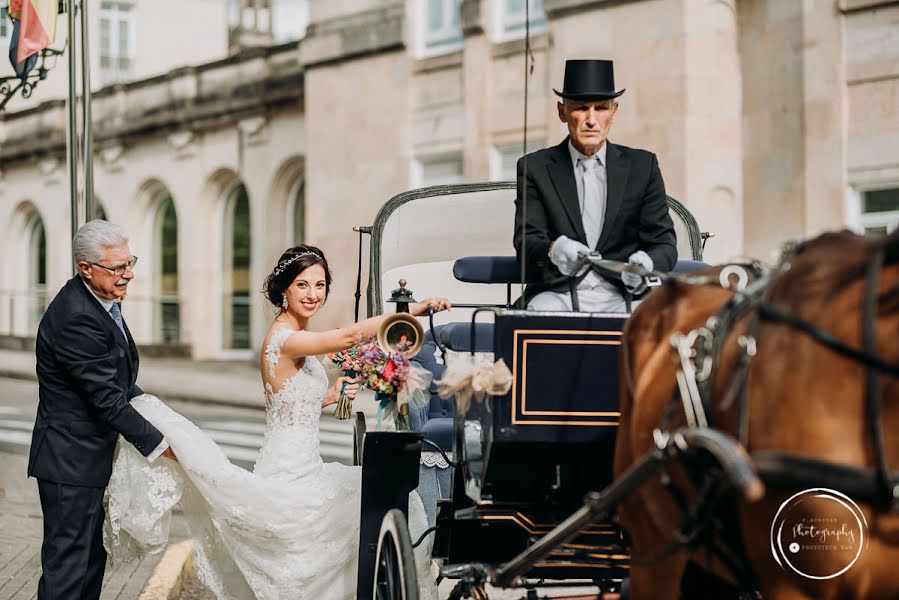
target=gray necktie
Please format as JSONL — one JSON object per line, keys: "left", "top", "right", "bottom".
{"left": 579, "top": 157, "right": 605, "bottom": 250}
{"left": 109, "top": 302, "right": 127, "bottom": 339}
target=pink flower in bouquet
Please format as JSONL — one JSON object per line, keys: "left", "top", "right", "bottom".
{"left": 381, "top": 358, "right": 397, "bottom": 382}
{"left": 326, "top": 346, "right": 364, "bottom": 372}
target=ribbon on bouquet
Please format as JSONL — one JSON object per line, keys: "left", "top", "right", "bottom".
{"left": 375, "top": 363, "right": 432, "bottom": 430}
{"left": 436, "top": 355, "right": 513, "bottom": 414}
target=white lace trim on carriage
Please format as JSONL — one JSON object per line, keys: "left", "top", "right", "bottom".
{"left": 420, "top": 451, "right": 454, "bottom": 469}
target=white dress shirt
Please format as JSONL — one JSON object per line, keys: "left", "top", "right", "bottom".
{"left": 527, "top": 141, "right": 640, "bottom": 313}
{"left": 82, "top": 278, "right": 169, "bottom": 462}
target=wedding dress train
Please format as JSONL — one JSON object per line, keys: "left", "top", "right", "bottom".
{"left": 103, "top": 327, "right": 437, "bottom": 600}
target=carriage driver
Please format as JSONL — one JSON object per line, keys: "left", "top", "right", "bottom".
{"left": 513, "top": 59, "right": 677, "bottom": 312}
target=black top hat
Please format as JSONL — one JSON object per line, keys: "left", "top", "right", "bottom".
{"left": 553, "top": 59, "right": 625, "bottom": 101}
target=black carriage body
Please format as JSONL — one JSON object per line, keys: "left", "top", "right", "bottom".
{"left": 360, "top": 182, "right": 707, "bottom": 593}
{"left": 486, "top": 312, "right": 625, "bottom": 501}
{"left": 433, "top": 311, "right": 631, "bottom": 580}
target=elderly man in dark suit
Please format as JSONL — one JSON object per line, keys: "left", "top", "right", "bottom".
{"left": 28, "top": 220, "right": 176, "bottom": 600}
{"left": 514, "top": 59, "right": 677, "bottom": 311}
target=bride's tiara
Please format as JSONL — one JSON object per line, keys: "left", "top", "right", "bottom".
{"left": 273, "top": 251, "right": 321, "bottom": 276}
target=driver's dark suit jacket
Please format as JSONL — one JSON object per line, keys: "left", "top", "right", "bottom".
{"left": 513, "top": 138, "right": 677, "bottom": 305}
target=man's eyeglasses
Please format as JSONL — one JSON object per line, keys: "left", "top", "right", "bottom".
{"left": 89, "top": 256, "right": 138, "bottom": 277}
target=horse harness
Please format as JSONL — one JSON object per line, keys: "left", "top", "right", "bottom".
{"left": 670, "top": 239, "right": 899, "bottom": 509}
{"left": 640, "top": 239, "right": 899, "bottom": 593}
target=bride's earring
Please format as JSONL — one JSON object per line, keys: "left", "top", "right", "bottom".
{"left": 281, "top": 296, "right": 289, "bottom": 311}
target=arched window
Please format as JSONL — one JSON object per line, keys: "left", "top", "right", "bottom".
{"left": 28, "top": 217, "right": 48, "bottom": 330}
{"left": 290, "top": 177, "right": 305, "bottom": 245}
{"left": 155, "top": 194, "right": 179, "bottom": 343}
{"left": 223, "top": 183, "right": 251, "bottom": 350}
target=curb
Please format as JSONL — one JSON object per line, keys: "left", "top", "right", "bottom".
{"left": 138, "top": 540, "right": 194, "bottom": 600}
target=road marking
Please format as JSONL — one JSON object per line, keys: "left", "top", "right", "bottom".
{"left": 0, "top": 429, "right": 32, "bottom": 445}
{"left": 200, "top": 420, "right": 267, "bottom": 434}
{"left": 202, "top": 429, "right": 264, "bottom": 447}
{"left": 0, "top": 416, "right": 354, "bottom": 463}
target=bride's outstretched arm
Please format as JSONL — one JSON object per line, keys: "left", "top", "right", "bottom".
{"left": 279, "top": 297, "right": 451, "bottom": 358}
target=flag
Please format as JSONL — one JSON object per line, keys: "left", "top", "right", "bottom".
{"left": 8, "top": 19, "right": 38, "bottom": 80}
{"left": 15, "top": 0, "right": 58, "bottom": 64}
{"left": 8, "top": 0, "right": 23, "bottom": 20}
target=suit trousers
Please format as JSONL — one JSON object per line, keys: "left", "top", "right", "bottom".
{"left": 527, "top": 277, "right": 641, "bottom": 313}
{"left": 37, "top": 480, "right": 107, "bottom": 600}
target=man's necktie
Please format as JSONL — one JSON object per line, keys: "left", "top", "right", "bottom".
{"left": 579, "top": 157, "right": 605, "bottom": 250}
{"left": 109, "top": 301, "right": 127, "bottom": 339}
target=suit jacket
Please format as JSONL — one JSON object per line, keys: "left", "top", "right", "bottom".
{"left": 513, "top": 138, "right": 677, "bottom": 303}
{"left": 28, "top": 276, "right": 163, "bottom": 487}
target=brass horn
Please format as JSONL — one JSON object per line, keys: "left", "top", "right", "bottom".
{"left": 376, "top": 312, "right": 425, "bottom": 358}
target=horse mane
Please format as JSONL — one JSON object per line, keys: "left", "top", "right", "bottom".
{"left": 771, "top": 229, "right": 899, "bottom": 315}
{"left": 880, "top": 228, "right": 899, "bottom": 313}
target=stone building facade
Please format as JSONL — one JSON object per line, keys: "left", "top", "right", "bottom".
{"left": 0, "top": 0, "right": 897, "bottom": 359}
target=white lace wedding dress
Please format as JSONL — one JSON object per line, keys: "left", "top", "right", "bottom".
{"left": 103, "top": 327, "right": 437, "bottom": 600}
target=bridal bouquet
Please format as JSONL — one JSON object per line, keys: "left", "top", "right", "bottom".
{"left": 358, "top": 339, "right": 430, "bottom": 431}
{"left": 325, "top": 346, "right": 365, "bottom": 419}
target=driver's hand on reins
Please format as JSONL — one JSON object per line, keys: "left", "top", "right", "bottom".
{"left": 411, "top": 297, "right": 452, "bottom": 316}
{"left": 549, "top": 235, "right": 594, "bottom": 277}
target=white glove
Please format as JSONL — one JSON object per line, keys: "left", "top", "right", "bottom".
{"left": 622, "top": 250, "right": 653, "bottom": 291}
{"left": 549, "top": 235, "right": 594, "bottom": 277}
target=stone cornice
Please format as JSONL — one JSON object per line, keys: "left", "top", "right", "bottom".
{"left": 838, "top": 0, "right": 899, "bottom": 13}
{"left": 0, "top": 44, "right": 304, "bottom": 166}
{"left": 544, "top": 0, "right": 652, "bottom": 18}
{"left": 301, "top": 3, "right": 405, "bottom": 69}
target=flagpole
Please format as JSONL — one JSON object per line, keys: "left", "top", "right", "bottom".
{"left": 80, "top": 0, "right": 93, "bottom": 219}
{"left": 66, "top": 0, "right": 81, "bottom": 249}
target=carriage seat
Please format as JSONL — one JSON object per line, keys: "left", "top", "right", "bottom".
{"left": 453, "top": 255, "right": 709, "bottom": 285}
{"left": 409, "top": 322, "right": 494, "bottom": 451}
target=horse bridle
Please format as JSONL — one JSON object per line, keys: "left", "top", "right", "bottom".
{"left": 675, "top": 238, "right": 899, "bottom": 508}
{"left": 640, "top": 239, "right": 899, "bottom": 594}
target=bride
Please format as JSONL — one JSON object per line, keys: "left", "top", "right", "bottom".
{"left": 103, "top": 245, "right": 450, "bottom": 600}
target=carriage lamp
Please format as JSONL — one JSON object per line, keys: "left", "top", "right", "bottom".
{"left": 0, "top": 47, "right": 64, "bottom": 111}
{"left": 386, "top": 278, "right": 415, "bottom": 313}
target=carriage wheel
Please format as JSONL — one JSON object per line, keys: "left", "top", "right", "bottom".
{"left": 373, "top": 509, "right": 419, "bottom": 600}
{"left": 353, "top": 411, "right": 367, "bottom": 466}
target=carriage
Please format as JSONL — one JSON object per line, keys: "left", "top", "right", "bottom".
{"left": 348, "top": 181, "right": 740, "bottom": 600}
{"left": 348, "top": 180, "right": 899, "bottom": 600}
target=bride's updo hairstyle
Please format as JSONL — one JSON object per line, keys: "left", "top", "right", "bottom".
{"left": 263, "top": 245, "right": 332, "bottom": 309}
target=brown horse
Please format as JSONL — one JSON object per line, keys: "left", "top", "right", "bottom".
{"left": 615, "top": 230, "right": 899, "bottom": 600}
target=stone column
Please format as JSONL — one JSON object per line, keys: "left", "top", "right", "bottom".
{"left": 800, "top": 0, "right": 846, "bottom": 236}
{"left": 461, "top": 0, "right": 492, "bottom": 181}
{"left": 739, "top": 0, "right": 847, "bottom": 260}
{"left": 681, "top": 0, "right": 742, "bottom": 262}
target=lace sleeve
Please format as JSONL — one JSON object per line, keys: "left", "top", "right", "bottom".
{"left": 265, "top": 327, "right": 296, "bottom": 376}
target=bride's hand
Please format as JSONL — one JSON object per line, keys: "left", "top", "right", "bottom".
{"left": 323, "top": 375, "right": 361, "bottom": 408}
{"left": 410, "top": 297, "right": 452, "bottom": 317}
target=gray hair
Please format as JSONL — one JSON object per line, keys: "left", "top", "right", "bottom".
{"left": 72, "top": 220, "right": 130, "bottom": 267}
